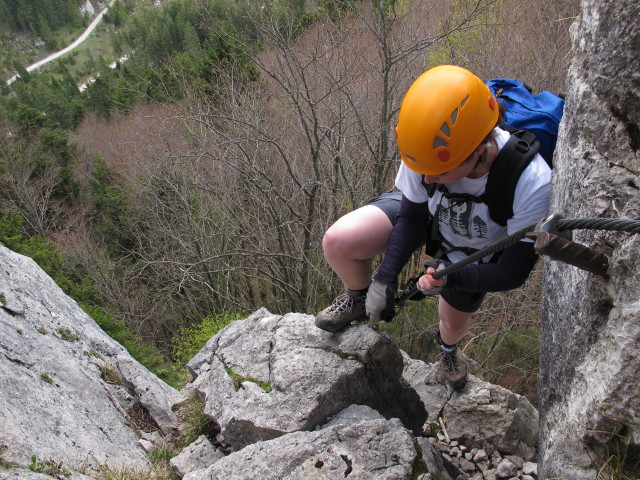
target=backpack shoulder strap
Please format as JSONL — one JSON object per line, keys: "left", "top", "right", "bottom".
{"left": 485, "top": 129, "right": 540, "bottom": 226}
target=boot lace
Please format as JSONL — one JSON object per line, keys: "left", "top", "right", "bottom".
{"left": 440, "top": 349, "right": 460, "bottom": 374}
{"left": 327, "top": 293, "right": 363, "bottom": 315}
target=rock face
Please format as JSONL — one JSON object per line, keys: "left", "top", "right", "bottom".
{"left": 538, "top": 0, "right": 640, "bottom": 478}
{"left": 0, "top": 244, "right": 539, "bottom": 479}
{"left": 0, "top": 246, "right": 180, "bottom": 476}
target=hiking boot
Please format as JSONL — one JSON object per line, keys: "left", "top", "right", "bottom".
{"left": 315, "top": 289, "right": 368, "bottom": 332}
{"left": 437, "top": 346, "right": 468, "bottom": 391}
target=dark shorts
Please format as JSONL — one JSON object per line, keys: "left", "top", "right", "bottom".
{"left": 369, "top": 190, "right": 486, "bottom": 313}
{"left": 440, "top": 289, "right": 486, "bottom": 313}
{"left": 367, "top": 191, "right": 402, "bottom": 223}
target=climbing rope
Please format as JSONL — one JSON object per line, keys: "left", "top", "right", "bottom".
{"left": 431, "top": 216, "right": 640, "bottom": 280}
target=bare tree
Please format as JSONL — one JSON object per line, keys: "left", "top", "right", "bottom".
{"left": 0, "top": 126, "right": 66, "bottom": 236}
{"left": 147, "top": 0, "right": 502, "bottom": 315}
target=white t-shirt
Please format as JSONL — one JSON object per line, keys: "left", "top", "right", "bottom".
{"left": 395, "top": 128, "right": 551, "bottom": 263}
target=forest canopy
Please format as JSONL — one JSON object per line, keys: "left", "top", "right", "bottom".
{"left": 0, "top": 0, "right": 85, "bottom": 37}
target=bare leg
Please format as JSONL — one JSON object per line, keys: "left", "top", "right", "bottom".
{"left": 322, "top": 205, "right": 394, "bottom": 291}
{"left": 438, "top": 296, "right": 473, "bottom": 346}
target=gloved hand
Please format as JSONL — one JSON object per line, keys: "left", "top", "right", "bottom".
{"left": 418, "top": 259, "right": 449, "bottom": 296}
{"left": 365, "top": 279, "right": 397, "bottom": 322}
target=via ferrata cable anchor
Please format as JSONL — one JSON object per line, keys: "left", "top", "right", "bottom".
{"left": 526, "top": 214, "right": 610, "bottom": 279}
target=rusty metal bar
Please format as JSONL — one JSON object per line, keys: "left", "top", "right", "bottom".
{"left": 525, "top": 231, "right": 609, "bottom": 278}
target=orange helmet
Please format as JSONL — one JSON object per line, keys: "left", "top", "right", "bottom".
{"left": 396, "top": 65, "right": 499, "bottom": 175}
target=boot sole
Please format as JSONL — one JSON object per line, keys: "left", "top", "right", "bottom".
{"left": 314, "top": 313, "right": 368, "bottom": 332}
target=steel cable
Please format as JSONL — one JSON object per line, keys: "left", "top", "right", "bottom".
{"left": 557, "top": 218, "right": 640, "bottom": 234}
{"left": 432, "top": 217, "right": 640, "bottom": 280}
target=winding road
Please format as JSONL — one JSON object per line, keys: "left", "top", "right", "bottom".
{"left": 6, "top": 0, "right": 116, "bottom": 86}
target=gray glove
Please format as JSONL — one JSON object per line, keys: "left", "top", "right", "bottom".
{"left": 365, "top": 279, "right": 396, "bottom": 322}
{"left": 419, "top": 259, "right": 448, "bottom": 296}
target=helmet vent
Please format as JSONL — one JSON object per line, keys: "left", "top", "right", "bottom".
{"left": 433, "top": 136, "right": 448, "bottom": 149}
{"left": 440, "top": 122, "right": 450, "bottom": 137}
{"left": 461, "top": 95, "right": 469, "bottom": 108}
{"left": 450, "top": 109, "right": 458, "bottom": 125}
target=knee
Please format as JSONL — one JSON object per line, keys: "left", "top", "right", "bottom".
{"left": 322, "top": 225, "right": 350, "bottom": 260}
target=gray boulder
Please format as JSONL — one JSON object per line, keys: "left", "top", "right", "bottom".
{"left": 170, "top": 435, "right": 225, "bottom": 477}
{"left": 182, "top": 405, "right": 418, "bottom": 480}
{"left": 403, "top": 355, "right": 538, "bottom": 460}
{"left": 186, "top": 308, "right": 427, "bottom": 450}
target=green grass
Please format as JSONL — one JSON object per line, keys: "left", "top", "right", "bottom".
{"left": 225, "top": 367, "right": 272, "bottom": 393}
{"left": 99, "top": 362, "right": 124, "bottom": 386}
{"left": 29, "top": 454, "right": 70, "bottom": 477}
{"left": 171, "top": 394, "right": 218, "bottom": 448}
{"left": 57, "top": 327, "right": 80, "bottom": 342}
{"left": 172, "top": 312, "right": 243, "bottom": 366}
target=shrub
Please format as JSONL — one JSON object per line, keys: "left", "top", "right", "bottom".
{"left": 172, "top": 312, "right": 243, "bottom": 365}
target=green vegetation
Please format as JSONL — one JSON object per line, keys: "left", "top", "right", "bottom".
{"left": 82, "top": 304, "right": 187, "bottom": 388}
{"left": 40, "top": 372, "right": 53, "bottom": 384}
{"left": 172, "top": 394, "right": 217, "bottom": 448}
{"left": 88, "top": 348, "right": 104, "bottom": 359}
{"left": 57, "top": 326, "right": 80, "bottom": 342}
{"left": 99, "top": 362, "right": 124, "bottom": 386}
{"left": 172, "top": 312, "right": 243, "bottom": 365}
{"left": 225, "top": 367, "right": 272, "bottom": 393}
{"left": 95, "top": 462, "right": 179, "bottom": 480}
{"left": 28, "top": 454, "right": 70, "bottom": 477}
{"left": 0, "top": 0, "right": 84, "bottom": 37}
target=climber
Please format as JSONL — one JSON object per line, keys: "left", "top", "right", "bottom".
{"left": 315, "top": 65, "right": 551, "bottom": 391}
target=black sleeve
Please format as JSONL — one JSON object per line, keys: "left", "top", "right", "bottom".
{"left": 445, "top": 240, "right": 539, "bottom": 292}
{"left": 373, "top": 195, "right": 429, "bottom": 286}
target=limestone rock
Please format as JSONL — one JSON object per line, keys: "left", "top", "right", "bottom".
{"left": 187, "top": 309, "right": 428, "bottom": 450}
{"left": 404, "top": 358, "right": 538, "bottom": 460}
{"left": 538, "top": 0, "right": 640, "bottom": 477}
{"left": 182, "top": 405, "right": 417, "bottom": 480}
{"left": 0, "top": 246, "right": 151, "bottom": 472}
{"left": 170, "top": 435, "right": 225, "bottom": 477}
{"left": 117, "top": 354, "right": 181, "bottom": 438}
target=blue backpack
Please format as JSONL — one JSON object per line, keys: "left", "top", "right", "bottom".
{"left": 487, "top": 78, "right": 565, "bottom": 167}
{"left": 425, "top": 78, "right": 565, "bottom": 227}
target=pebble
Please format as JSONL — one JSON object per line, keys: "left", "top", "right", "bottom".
{"left": 523, "top": 461, "right": 538, "bottom": 476}
{"left": 473, "top": 448, "right": 488, "bottom": 463}
{"left": 459, "top": 458, "right": 476, "bottom": 472}
{"left": 421, "top": 421, "right": 539, "bottom": 480}
{"left": 496, "top": 458, "right": 519, "bottom": 478}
